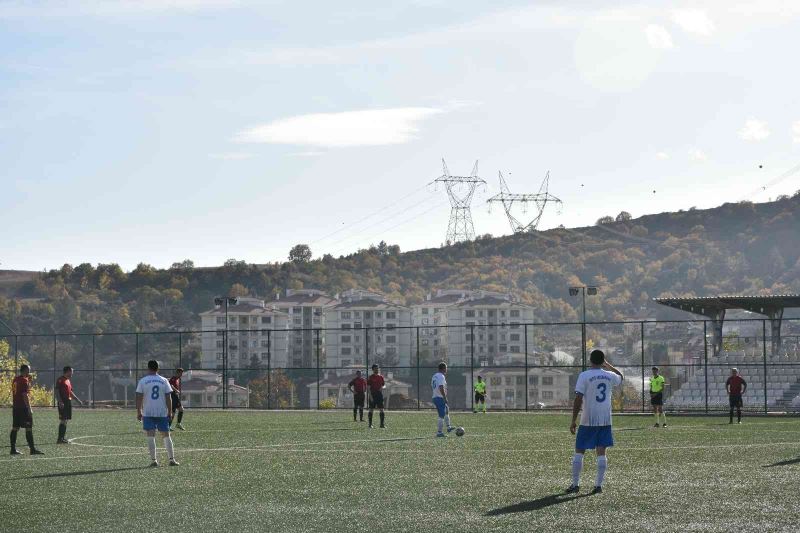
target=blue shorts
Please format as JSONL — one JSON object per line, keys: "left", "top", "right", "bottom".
{"left": 143, "top": 416, "right": 170, "bottom": 433}
{"left": 433, "top": 397, "right": 448, "bottom": 418}
{"left": 575, "top": 425, "right": 614, "bottom": 450}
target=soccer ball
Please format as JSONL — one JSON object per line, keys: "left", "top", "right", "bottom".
{"left": 455, "top": 427, "right": 465, "bottom": 437}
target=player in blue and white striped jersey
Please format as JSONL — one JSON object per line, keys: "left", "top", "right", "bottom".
{"left": 566, "top": 349, "right": 623, "bottom": 495}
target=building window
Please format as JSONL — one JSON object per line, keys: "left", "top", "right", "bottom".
{"left": 488, "top": 310, "right": 496, "bottom": 318}
{"left": 529, "top": 375, "right": 538, "bottom": 385}
{"left": 354, "top": 322, "right": 362, "bottom": 329}
{"left": 261, "top": 340, "right": 268, "bottom": 347}
{"left": 465, "top": 334, "right": 474, "bottom": 341}
{"left": 510, "top": 310, "right": 520, "bottom": 318}
{"left": 240, "top": 316, "right": 248, "bottom": 324}
{"left": 341, "top": 347, "right": 352, "bottom": 355}
{"left": 510, "top": 346, "right": 520, "bottom": 353}
{"left": 341, "top": 335, "right": 351, "bottom": 344}
{"left": 294, "top": 318, "right": 302, "bottom": 325}
{"left": 364, "top": 312, "right": 372, "bottom": 319}
{"left": 422, "top": 339, "right": 429, "bottom": 346}
{"left": 386, "top": 323, "right": 395, "bottom": 329}
{"left": 342, "top": 323, "right": 351, "bottom": 329}
{"left": 490, "top": 377, "right": 502, "bottom": 386}
{"left": 261, "top": 316, "right": 271, "bottom": 324}
{"left": 505, "top": 377, "right": 513, "bottom": 386}
{"left": 217, "top": 330, "right": 224, "bottom": 336}
{"left": 385, "top": 347, "right": 397, "bottom": 356}
{"left": 500, "top": 310, "right": 506, "bottom": 317}
{"left": 542, "top": 377, "right": 554, "bottom": 386}
{"left": 542, "top": 391, "right": 554, "bottom": 400}
{"left": 510, "top": 333, "right": 520, "bottom": 341}
{"left": 216, "top": 352, "right": 223, "bottom": 360}
{"left": 375, "top": 312, "right": 382, "bottom": 318}
{"left": 216, "top": 317, "right": 225, "bottom": 324}
{"left": 510, "top": 322, "right": 520, "bottom": 329}
{"left": 422, "top": 308, "right": 429, "bottom": 315}
{"left": 516, "top": 376, "right": 524, "bottom": 385}
{"left": 261, "top": 352, "right": 268, "bottom": 360}
{"left": 505, "top": 390, "right": 515, "bottom": 403}
{"left": 216, "top": 340, "right": 223, "bottom": 348}
{"left": 465, "top": 310, "right": 476, "bottom": 318}
{"left": 386, "top": 311, "right": 396, "bottom": 319}
{"left": 386, "top": 335, "right": 396, "bottom": 344}
{"left": 341, "top": 359, "right": 351, "bottom": 367}
{"left": 293, "top": 307, "right": 302, "bottom": 314}
{"left": 341, "top": 311, "right": 352, "bottom": 319}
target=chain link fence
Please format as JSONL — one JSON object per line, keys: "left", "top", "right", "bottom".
{"left": 3, "top": 318, "right": 800, "bottom": 413}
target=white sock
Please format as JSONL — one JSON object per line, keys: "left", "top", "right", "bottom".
{"left": 596, "top": 456, "right": 608, "bottom": 487}
{"left": 164, "top": 436, "right": 175, "bottom": 461}
{"left": 572, "top": 453, "right": 584, "bottom": 486}
{"left": 437, "top": 418, "right": 444, "bottom": 433}
{"left": 661, "top": 412, "right": 667, "bottom": 424}
{"left": 444, "top": 415, "right": 451, "bottom": 428}
{"left": 147, "top": 436, "right": 157, "bottom": 461}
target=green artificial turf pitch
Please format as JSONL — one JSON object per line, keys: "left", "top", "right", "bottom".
{"left": 1, "top": 409, "right": 799, "bottom": 532}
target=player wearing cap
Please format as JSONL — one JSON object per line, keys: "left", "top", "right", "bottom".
{"left": 348, "top": 370, "right": 367, "bottom": 422}
{"left": 650, "top": 367, "right": 666, "bottom": 428}
{"left": 367, "top": 364, "right": 386, "bottom": 429}
{"left": 135, "top": 360, "right": 179, "bottom": 467}
{"left": 473, "top": 375, "right": 487, "bottom": 414}
{"left": 726, "top": 368, "right": 747, "bottom": 424}
{"left": 566, "top": 349, "right": 624, "bottom": 494}
{"left": 56, "top": 366, "right": 83, "bottom": 444}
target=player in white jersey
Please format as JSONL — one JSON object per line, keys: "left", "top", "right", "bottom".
{"left": 135, "top": 360, "right": 179, "bottom": 467}
{"left": 566, "top": 349, "right": 623, "bottom": 495}
{"left": 432, "top": 362, "right": 455, "bottom": 437}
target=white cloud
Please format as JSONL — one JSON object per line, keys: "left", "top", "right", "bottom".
{"left": 689, "top": 148, "right": 708, "bottom": 162}
{"left": 672, "top": 9, "right": 715, "bottom": 36}
{"left": 738, "top": 118, "right": 770, "bottom": 142}
{"left": 793, "top": 121, "right": 800, "bottom": 144}
{"left": 656, "top": 151, "right": 670, "bottom": 160}
{"left": 209, "top": 152, "right": 253, "bottom": 160}
{"left": 645, "top": 24, "right": 674, "bottom": 49}
{"left": 233, "top": 108, "right": 444, "bottom": 148}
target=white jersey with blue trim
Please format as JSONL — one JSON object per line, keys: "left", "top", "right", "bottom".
{"left": 135, "top": 374, "right": 173, "bottom": 418}
{"left": 575, "top": 368, "right": 622, "bottom": 427}
{"left": 431, "top": 372, "right": 447, "bottom": 399}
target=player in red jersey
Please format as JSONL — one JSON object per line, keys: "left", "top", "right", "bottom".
{"left": 348, "top": 370, "right": 368, "bottom": 422}
{"left": 726, "top": 368, "right": 747, "bottom": 424}
{"left": 367, "top": 364, "right": 386, "bottom": 429}
{"left": 56, "top": 366, "right": 83, "bottom": 444}
{"left": 168, "top": 368, "right": 185, "bottom": 430}
{"left": 10, "top": 364, "right": 43, "bottom": 455}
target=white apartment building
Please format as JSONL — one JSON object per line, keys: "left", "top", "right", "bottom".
{"left": 199, "top": 297, "right": 290, "bottom": 370}
{"left": 411, "top": 290, "right": 470, "bottom": 363}
{"left": 445, "top": 291, "right": 535, "bottom": 367}
{"left": 324, "top": 289, "right": 413, "bottom": 368}
{"left": 462, "top": 367, "right": 571, "bottom": 409}
{"left": 266, "top": 289, "right": 337, "bottom": 368}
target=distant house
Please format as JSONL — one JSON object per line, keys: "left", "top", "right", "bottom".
{"left": 307, "top": 369, "right": 412, "bottom": 409}
{"left": 179, "top": 370, "right": 249, "bottom": 408}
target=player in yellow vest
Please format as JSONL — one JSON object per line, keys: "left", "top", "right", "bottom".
{"left": 650, "top": 367, "right": 667, "bottom": 428}
{"left": 473, "top": 375, "right": 487, "bottom": 413}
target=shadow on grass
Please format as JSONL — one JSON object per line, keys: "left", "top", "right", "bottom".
{"left": 316, "top": 428, "right": 359, "bottom": 433}
{"left": 13, "top": 466, "right": 149, "bottom": 480}
{"left": 616, "top": 427, "right": 647, "bottom": 432}
{"left": 763, "top": 457, "right": 800, "bottom": 468}
{"left": 485, "top": 493, "right": 593, "bottom": 516}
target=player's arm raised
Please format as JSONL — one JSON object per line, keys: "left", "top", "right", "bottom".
{"left": 602, "top": 360, "right": 624, "bottom": 380}
{"left": 570, "top": 393, "right": 583, "bottom": 435}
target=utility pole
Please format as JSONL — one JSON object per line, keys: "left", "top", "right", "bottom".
{"left": 434, "top": 159, "right": 486, "bottom": 244}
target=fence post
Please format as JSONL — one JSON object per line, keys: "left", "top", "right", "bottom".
{"left": 53, "top": 335, "right": 57, "bottom": 407}
{"left": 267, "top": 330, "right": 271, "bottom": 410}
{"left": 222, "top": 330, "right": 227, "bottom": 409}
{"left": 641, "top": 321, "right": 646, "bottom": 413}
{"left": 14, "top": 335, "right": 18, "bottom": 372}
{"left": 365, "top": 326, "right": 369, "bottom": 373}
{"left": 470, "top": 324, "right": 475, "bottom": 413}
{"left": 524, "top": 324, "right": 529, "bottom": 412}
{"left": 91, "top": 334, "right": 96, "bottom": 408}
{"left": 316, "top": 328, "right": 321, "bottom": 410}
{"left": 178, "top": 332, "right": 182, "bottom": 370}
{"left": 703, "top": 321, "right": 709, "bottom": 414}
{"left": 416, "top": 326, "right": 420, "bottom": 410}
{"left": 135, "top": 333, "right": 140, "bottom": 408}
{"left": 763, "top": 319, "right": 768, "bottom": 414}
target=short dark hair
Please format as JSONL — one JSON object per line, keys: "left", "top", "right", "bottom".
{"left": 477, "top": 375, "right": 482, "bottom": 379}
{"left": 63, "top": 366, "right": 73, "bottom": 373}
{"left": 20, "top": 364, "right": 30, "bottom": 373}
{"left": 589, "top": 349, "right": 605, "bottom": 366}
{"left": 147, "top": 360, "right": 159, "bottom": 371}
{"left": 371, "top": 364, "right": 379, "bottom": 370}
{"left": 175, "top": 367, "right": 184, "bottom": 374}
{"left": 438, "top": 362, "right": 447, "bottom": 371}
{"left": 652, "top": 366, "right": 659, "bottom": 372}
{"left": 356, "top": 370, "right": 362, "bottom": 375}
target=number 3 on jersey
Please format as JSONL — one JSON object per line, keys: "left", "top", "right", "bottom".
{"left": 596, "top": 382, "right": 607, "bottom": 403}
{"left": 151, "top": 385, "right": 160, "bottom": 400}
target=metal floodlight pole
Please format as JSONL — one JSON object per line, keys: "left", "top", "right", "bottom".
{"left": 569, "top": 286, "right": 599, "bottom": 371}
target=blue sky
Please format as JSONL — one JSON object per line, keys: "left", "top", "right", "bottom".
{"left": 2, "top": 0, "right": 800, "bottom": 271}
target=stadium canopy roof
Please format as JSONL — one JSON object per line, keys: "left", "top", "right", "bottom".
{"left": 654, "top": 295, "right": 800, "bottom": 356}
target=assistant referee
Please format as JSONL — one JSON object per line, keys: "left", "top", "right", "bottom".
{"left": 650, "top": 367, "right": 666, "bottom": 428}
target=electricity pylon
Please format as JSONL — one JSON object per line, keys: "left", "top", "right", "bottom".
{"left": 486, "top": 171, "right": 562, "bottom": 233}
{"left": 434, "top": 159, "right": 486, "bottom": 244}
